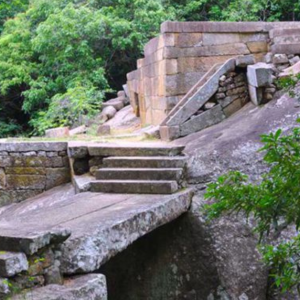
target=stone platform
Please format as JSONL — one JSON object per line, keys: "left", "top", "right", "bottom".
{"left": 0, "top": 184, "right": 193, "bottom": 275}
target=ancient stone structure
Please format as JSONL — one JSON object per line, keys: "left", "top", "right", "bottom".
{"left": 126, "top": 21, "right": 300, "bottom": 140}
{"left": 0, "top": 142, "right": 70, "bottom": 207}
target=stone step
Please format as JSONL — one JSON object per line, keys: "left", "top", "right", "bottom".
{"left": 88, "top": 144, "right": 185, "bottom": 157}
{"left": 90, "top": 180, "right": 178, "bottom": 194}
{"left": 103, "top": 156, "right": 188, "bottom": 169}
{"left": 0, "top": 252, "right": 28, "bottom": 278}
{"left": 95, "top": 168, "right": 183, "bottom": 181}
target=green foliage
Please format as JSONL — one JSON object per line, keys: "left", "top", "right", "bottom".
{"left": 0, "top": 0, "right": 29, "bottom": 33}
{"left": 1, "top": 0, "right": 300, "bottom": 137}
{"left": 204, "top": 124, "right": 300, "bottom": 293}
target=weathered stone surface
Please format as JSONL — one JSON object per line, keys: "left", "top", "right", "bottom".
{"left": 0, "top": 228, "right": 71, "bottom": 255}
{"left": 248, "top": 85, "right": 263, "bottom": 106}
{"left": 0, "top": 278, "right": 9, "bottom": 295}
{"left": 0, "top": 169, "right": 6, "bottom": 189}
{"left": 88, "top": 143, "right": 185, "bottom": 157}
{"left": 272, "top": 53, "right": 289, "bottom": 64}
{"left": 0, "top": 143, "right": 67, "bottom": 152}
{"left": 45, "top": 127, "right": 70, "bottom": 138}
{"left": 279, "top": 60, "right": 300, "bottom": 77}
{"left": 223, "top": 98, "right": 243, "bottom": 117}
{"left": 73, "top": 174, "right": 93, "bottom": 194}
{"left": 0, "top": 190, "right": 41, "bottom": 207}
{"left": 166, "top": 58, "right": 235, "bottom": 126}
{"left": 235, "top": 54, "right": 255, "bottom": 67}
{"left": 97, "top": 125, "right": 111, "bottom": 136}
{"left": 67, "top": 144, "right": 88, "bottom": 159}
{"left": 12, "top": 274, "right": 107, "bottom": 300}
{"left": 5, "top": 167, "right": 46, "bottom": 175}
{"left": 96, "top": 168, "right": 182, "bottom": 181}
{"left": 69, "top": 125, "right": 86, "bottom": 137}
{"left": 102, "top": 99, "right": 124, "bottom": 111}
{"left": 6, "top": 175, "right": 46, "bottom": 190}
{"left": 142, "top": 125, "right": 160, "bottom": 139}
{"left": 0, "top": 185, "right": 193, "bottom": 274}
{"left": 101, "top": 106, "right": 117, "bottom": 120}
{"left": 289, "top": 55, "right": 300, "bottom": 65}
{"left": 90, "top": 180, "right": 179, "bottom": 194}
{"left": 0, "top": 252, "right": 28, "bottom": 277}
{"left": 247, "top": 63, "right": 273, "bottom": 87}
{"left": 46, "top": 168, "right": 71, "bottom": 190}
{"left": 102, "top": 156, "right": 188, "bottom": 169}
{"left": 271, "top": 43, "right": 300, "bottom": 54}
{"left": 159, "top": 126, "right": 180, "bottom": 141}
{"left": 164, "top": 43, "right": 250, "bottom": 59}
{"left": 246, "top": 41, "right": 268, "bottom": 53}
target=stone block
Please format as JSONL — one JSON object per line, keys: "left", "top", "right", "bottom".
{"left": 180, "top": 105, "right": 225, "bottom": 137}
{"left": 203, "top": 33, "right": 241, "bottom": 45}
{"left": 272, "top": 54, "right": 289, "bottom": 64}
{"left": 271, "top": 43, "right": 300, "bottom": 55}
{"left": 5, "top": 167, "right": 46, "bottom": 175}
{"left": 45, "top": 127, "right": 69, "bottom": 138}
{"left": 161, "top": 21, "right": 268, "bottom": 34}
{"left": 235, "top": 55, "right": 255, "bottom": 67}
{"left": 6, "top": 175, "right": 46, "bottom": 190}
{"left": 248, "top": 85, "right": 263, "bottom": 106}
{"left": 247, "top": 63, "right": 273, "bottom": 87}
{"left": 289, "top": 56, "right": 300, "bottom": 65}
{"left": 101, "top": 106, "right": 117, "bottom": 120}
{"left": 0, "top": 169, "right": 6, "bottom": 189}
{"left": 0, "top": 252, "right": 28, "bottom": 278}
{"left": 97, "top": 125, "right": 111, "bottom": 136}
{"left": 164, "top": 43, "right": 250, "bottom": 58}
{"left": 223, "top": 98, "right": 243, "bottom": 117}
{"left": 69, "top": 125, "right": 86, "bottom": 137}
{"left": 279, "top": 60, "right": 300, "bottom": 78}
{"left": 46, "top": 168, "right": 71, "bottom": 190}
{"left": 176, "top": 33, "right": 203, "bottom": 47}
{"left": 102, "top": 99, "right": 124, "bottom": 111}
{"left": 0, "top": 143, "right": 67, "bottom": 153}
{"left": 246, "top": 41, "right": 268, "bottom": 53}
{"left": 160, "top": 126, "right": 180, "bottom": 141}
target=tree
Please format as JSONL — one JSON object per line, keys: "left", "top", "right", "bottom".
{"left": 204, "top": 123, "right": 300, "bottom": 293}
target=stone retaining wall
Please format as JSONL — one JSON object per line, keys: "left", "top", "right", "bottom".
{"left": 0, "top": 142, "right": 70, "bottom": 207}
{"left": 127, "top": 21, "right": 300, "bottom": 127}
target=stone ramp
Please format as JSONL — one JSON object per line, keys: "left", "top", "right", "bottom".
{"left": 160, "top": 56, "right": 254, "bottom": 140}
{"left": 0, "top": 187, "right": 193, "bottom": 275}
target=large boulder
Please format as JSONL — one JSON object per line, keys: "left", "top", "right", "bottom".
{"left": 174, "top": 92, "right": 300, "bottom": 299}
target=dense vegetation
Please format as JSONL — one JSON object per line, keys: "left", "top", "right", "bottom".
{"left": 205, "top": 122, "right": 300, "bottom": 294}
{"left": 0, "top": 0, "right": 300, "bottom": 137}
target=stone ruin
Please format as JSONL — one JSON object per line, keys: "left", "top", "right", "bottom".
{"left": 126, "top": 21, "right": 300, "bottom": 140}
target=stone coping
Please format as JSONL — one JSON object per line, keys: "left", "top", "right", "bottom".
{"left": 160, "top": 21, "right": 300, "bottom": 33}
{"left": 0, "top": 142, "right": 68, "bottom": 152}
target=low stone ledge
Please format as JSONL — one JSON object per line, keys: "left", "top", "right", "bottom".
{"left": 0, "top": 142, "right": 68, "bottom": 152}
{"left": 161, "top": 21, "right": 300, "bottom": 34}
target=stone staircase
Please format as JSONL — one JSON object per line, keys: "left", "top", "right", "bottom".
{"left": 159, "top": 56, "right": 254, "bottom": 141}
{"left": 70, "top": 143, "right": 188, "bottom": 194}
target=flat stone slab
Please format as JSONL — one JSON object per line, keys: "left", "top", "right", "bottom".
{"left": 102, "top": 156, "right": 188, "bottom": 169}
{"left": 0, "top": 186, "right": 193, "bottom": 274}
{"left": 12, "top": 274, "right": 107, "bottom": 300}
{"left": 88, "top": 143, "right": 185, "bottom": 157}
{"left": 90, "top": 180, "right": 179, "bottom": 194}
{"left": 0, "top": 142, "right": 68, "bottom": 152}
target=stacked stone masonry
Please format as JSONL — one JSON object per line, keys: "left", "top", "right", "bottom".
{"left": 0, "top": 142, "right": 71, "bottom": 207}
{"left": 127, "top": 21, "right": 300, "bottom": 128}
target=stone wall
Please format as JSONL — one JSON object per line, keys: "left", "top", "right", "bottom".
{"left": 127, "top": 21, "right": 300, "bottom": 127}
{"left": 0, "top": 142, "right": 70, "bottom": 207}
